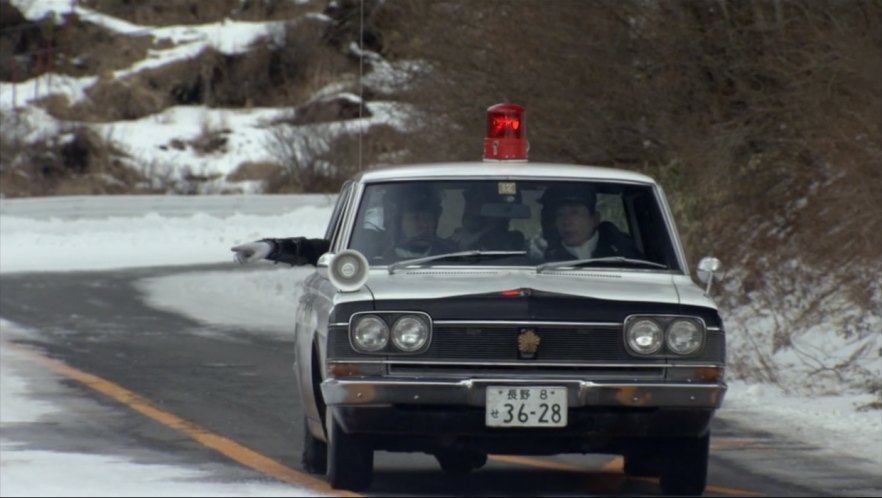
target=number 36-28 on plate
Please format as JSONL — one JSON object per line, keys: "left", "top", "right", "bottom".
{"left": 485, "top": 386, "right": 568, "bottom": 427}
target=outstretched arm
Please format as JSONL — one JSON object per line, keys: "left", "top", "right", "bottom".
{"left": 231, "top": 237, "right": 330, "bottom": 266}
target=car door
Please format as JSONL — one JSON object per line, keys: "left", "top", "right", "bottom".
{"left": 295, "top": 180, "right": 356, "bottom": 432}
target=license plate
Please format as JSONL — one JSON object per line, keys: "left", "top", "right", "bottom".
{"left": 485, "top": 386, "right": 568, "bottom": 427}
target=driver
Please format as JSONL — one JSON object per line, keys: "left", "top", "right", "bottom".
{"left": 383, "top": 185, "right": 456, "bottom": 260}
{"left": 541, "top": 184, "right": 643, "bottom": 261}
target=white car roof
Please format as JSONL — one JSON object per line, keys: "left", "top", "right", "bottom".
{"left": 354, "top": 162, "right": 658, "bottom": 185}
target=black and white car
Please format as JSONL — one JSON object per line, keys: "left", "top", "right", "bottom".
{"left": 232, "top": 103, "right": 727, "bottom": 495}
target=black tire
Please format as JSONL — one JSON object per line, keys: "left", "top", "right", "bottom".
{"left": 301, "top": 418, "right": 327, "bottom": 475}
{"left": 326, "top": 412, "right": 373, "bottom": 491}
{"left": 623, "top": 452, "right": 661, "bottom": 478}
{"left": 658, "top": 432, "right": 710, "bottom": 496}
{"left": 435, "top": 450, "right": 488, "bottom": 475}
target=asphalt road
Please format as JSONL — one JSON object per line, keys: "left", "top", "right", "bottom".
{"left": 1, "top": 264, "right": 879, "bottom": 496}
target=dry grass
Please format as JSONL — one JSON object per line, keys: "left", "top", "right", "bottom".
{"left": 263, "top": 124, "right": 409, "bottom": 193}
{"left": 0, "top": 3, "right": 152, "bottom": 84}
{"left": 226, "top": 161, "right": 282, "bottom": 182}
{"left": 0, "top": 115, "right": 148, "bottom": 197}
{"left": 40, "top": 13, "right": 351, "bottom": 121}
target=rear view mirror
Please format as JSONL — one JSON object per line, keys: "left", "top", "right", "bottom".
{"left": 480, "top": 203, "right": 531, "bottom": 219}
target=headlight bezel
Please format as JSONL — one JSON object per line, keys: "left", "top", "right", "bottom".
{"left": 624, "top": 315, "right": 707, "bottom": 357}
{"left": 348, "top": 311, "right": 433, "bottom": 354}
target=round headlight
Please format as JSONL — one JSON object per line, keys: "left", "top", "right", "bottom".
{"left": 626, "top": 318, "right": 663, "bottom": 355}
{"left": 352, "top": 315, "right": 389, "bottom": 352}
{"left": 391, "top": 315, "right": 430, "bottom": 352}
{"left": 666, "top": 319, "right": 703, "bottom": 355}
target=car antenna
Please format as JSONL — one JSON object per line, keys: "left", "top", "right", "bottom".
{"left": 358, "top": 0, "right": 364, "bottom": 171}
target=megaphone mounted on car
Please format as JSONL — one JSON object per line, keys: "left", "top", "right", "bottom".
{"left": 328, "top": 249, "right": 369, "bottom": 292}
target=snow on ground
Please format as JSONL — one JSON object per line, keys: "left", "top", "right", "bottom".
{"left": 1, "top": 195, "right": 880, "bottom": 496}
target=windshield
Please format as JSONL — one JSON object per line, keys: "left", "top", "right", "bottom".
{"left": 347, "top": 180, "right": 680, "bottom": 270}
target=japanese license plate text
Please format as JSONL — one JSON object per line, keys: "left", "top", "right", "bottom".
{"left": 486, "top": 386, "right": 568, "bottom": 428}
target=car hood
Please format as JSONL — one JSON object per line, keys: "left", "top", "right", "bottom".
{"left": 364, "top": 267, "right": 680, "bottom": 304}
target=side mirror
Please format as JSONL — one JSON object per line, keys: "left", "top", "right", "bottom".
{"left": 696, "top": 256, "right": 723, "bottom": 295}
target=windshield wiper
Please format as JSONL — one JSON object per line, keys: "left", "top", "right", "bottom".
{"left": 388, "top": 250, "right": 527, "bottom": 274}
{"left": 537, "top": 256, "right": 669, "bottom": 273}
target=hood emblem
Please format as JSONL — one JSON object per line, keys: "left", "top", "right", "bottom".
{"left": 517, "top": 329, "right": 541, "bottom": 359}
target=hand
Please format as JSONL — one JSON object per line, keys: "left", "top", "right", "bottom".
{"left": 527, "top": 237, "right": 548, "bottom": 260}
{"left": 231, "top": 241, "right": 273, "bottom": 264}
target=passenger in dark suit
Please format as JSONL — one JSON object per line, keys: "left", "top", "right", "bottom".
{"left": 541, "top": 185, "right": 643, "bottom": 262}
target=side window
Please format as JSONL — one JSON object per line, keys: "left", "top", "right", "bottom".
{"left": 324, "top": 181, "right": 354, "bottom": 244}
{"left": 349, "top": 186, "right": 387, "bottom": 261}
{"left": 596, "top": 193, "right": 630, "bottom": 236}
{"left": 631, "top": 188, "right": 680, "bottom": 270}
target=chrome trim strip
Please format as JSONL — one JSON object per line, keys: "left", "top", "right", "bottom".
{"left": 326, "top": 360, "right": 723, "bottom": 368}
{"left": 327, "top": 360, "right": 387, "bottom": 365}
{"left": 433, "top": 320, "right": 622, "bottom": 328}
{"left": 340, "top": 321, "right": 716, "bottom": 330}
{"left": 329, "top": 360, "right": 669, "bottom": 368}
{"left": 359, "top": 171, "right": 657, "bottom": 185}
{"left": 337, "top": 321, "right": 711, "bottom": 330}
{"left": 338, "top": 181, "right": 365, "bottom": 253}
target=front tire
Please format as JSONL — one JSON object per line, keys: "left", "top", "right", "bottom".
{"left": 624, "top": 452, "right": 661, "bottom": 477}
{"left": 326, "top": 411, "right": 373, "bottom": 491}
{"left": 301, "top": 417, "right": 327, "bottom": 475}
{"left": 658, "top": 432, "right": 710, "bottom": 496}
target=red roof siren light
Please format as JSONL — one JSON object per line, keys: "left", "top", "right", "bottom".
{"left": 483, "top": 103, "right": 528, "bottom": 161}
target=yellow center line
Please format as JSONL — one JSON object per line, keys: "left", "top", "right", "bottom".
{"left": 712, "top": 438, "right": 758, "bottom": 450}
{"left": 492, "top": 452, "right": 765, "bottom": 497}
{"left": 704, "top": 484, "right": 766, "bottom": 496}
{"left": 2, "top": 340, "right": 359, "bottom": 498}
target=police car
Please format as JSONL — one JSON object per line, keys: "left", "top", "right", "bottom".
{"left": 232, "top": 103, "right": 727, "bottom": 495}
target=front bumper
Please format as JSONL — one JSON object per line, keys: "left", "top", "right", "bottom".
{"left": 321, "top": 377, "right": 726, "bottom": 409}
{"left": 320, "top": 377, "right": 725, "bottom": 452}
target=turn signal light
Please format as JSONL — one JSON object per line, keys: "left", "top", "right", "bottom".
{"left": 692, "top": 366, "right": 724, "bottom": 383}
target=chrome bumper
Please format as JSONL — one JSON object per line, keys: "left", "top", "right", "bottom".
{"left": 321, "top": 378, "right": 727, "bottom": 409}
